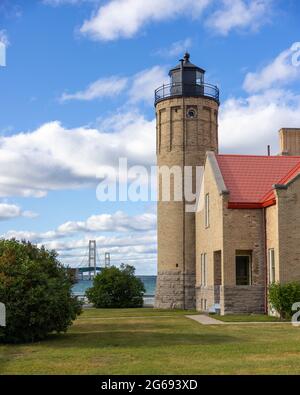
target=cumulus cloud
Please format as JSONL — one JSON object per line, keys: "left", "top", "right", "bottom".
{"left": 59, "top": 66, "right": 167, "bottom": 104}
{"left": 48, "top": 232, "right": 157, "bottom": 273}
{"left": 0, "top": 203, "right": 38, "bottom": 221}
{"left": 57, "top": 211, "right": 156, "bottom": 234}
{"left": 128, "top": 66, "right": 168, "bottom": 104}
{"left": 60, "top": 76, "right": 128, "bottom": 102}
{"left": 43, "top": 0, "right": 276, "bottom": 41}
{"left": 219, "top": 89, "right": 300, "bottom": 155}
{"left": 218, "top": 43, "right": 300, "bottom": 154}
{"left": 80, "top": 0, "right": 211, "bottom": 41}
{"left": 3, "top": 228, "right": 156, "bottom": 250}
{"left": 1, "top": 211, "right": 157, "bottom": 272}
{"left": 207, "top": 0, "right": 272, "bottom": 36}
{"left": 2, "top": 210, "right": 155, "bottom": 240}
{"left": 243, "top": 42, "right": 300, "bottom": 93}
{"left": 0, "top": 112, "right": 155, "bottom": 198}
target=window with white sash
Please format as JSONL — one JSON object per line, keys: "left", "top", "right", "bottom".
{"left": 268, "top": 249, "right": 276, "bottom": 284}
{"left": 200, "top": 253, "right": 207, "bottom": 286}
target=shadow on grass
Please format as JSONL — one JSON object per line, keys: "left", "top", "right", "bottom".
{"left": 0, "top": 316, "right": 240, "bottom": 361}
{"left": 42, "top": 329, "right": 239, "bottom": 350}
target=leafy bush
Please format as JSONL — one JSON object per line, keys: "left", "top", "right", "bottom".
{"left": 268, "top": 282, "right": 300, "bottom": 319}
{"left": 0, "top": 239, "right": 82, "bottom": 343}
{"left": 86, "top": 264, "right": 145, "bottom": 308}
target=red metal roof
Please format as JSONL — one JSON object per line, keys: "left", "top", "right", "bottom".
{"left": 216, "top": 154, "right": 300, "bottom": 208}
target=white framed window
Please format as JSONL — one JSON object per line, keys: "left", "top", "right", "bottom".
{"left": 205, "top": 193, "right": 210, "bottom": 228}
{"left": 268, "top": 249, "right": 276, "bottom": 284}
{"left": 201, "top": 253, "right": 207, "bottom": 286}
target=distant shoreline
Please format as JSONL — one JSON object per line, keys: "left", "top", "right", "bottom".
{"left": 72, "top": 275, "right": 157, "bottom": 301}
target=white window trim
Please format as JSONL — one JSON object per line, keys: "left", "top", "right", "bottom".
{"left": 201, "top": 253, "right": 207, "bottom": 286}
{"left": 205, "top": 193, "right": 210, "bottom": 228}
{"left": 268, "top": 248, "right": 276, "bottom": 284}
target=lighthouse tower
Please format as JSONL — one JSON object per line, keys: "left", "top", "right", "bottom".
{"left": 154, "top": 53, "right": 220, "bottom": 309}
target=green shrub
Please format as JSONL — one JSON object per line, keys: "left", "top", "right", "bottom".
{"left": 268, "top": 282, "right": 300, "bottom": 319}
{"left": 86, "top": 264, "right": 145, "bottom": 308}
{"left": 0, "top": 239, "right": 82, "bottom": 343}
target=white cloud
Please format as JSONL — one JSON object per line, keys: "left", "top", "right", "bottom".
{"left": 80, "top": 0, "right": 211, "bottom": 41}
{"left": 44, "top": 0, "right": 276, "bottom": 42}
{"left": 219, "top": 89, "right": 300, "bottom": 155}
{"left": 3, "top": 228, "right": 156, "bottom": 248}
{"left": 0, "top": 112, "right": 155, "bottom": 198}
{"left": 60, "top": 66, "right": 167, "bottom": 104}
{"left": 57, "top": 211, "right": 156, "bottom": 234}
{"left": 2, "top": 210, "right": 155, "bottom": 240}
{"left": 219, "top": 43, "right": 300, "bottom": 154}
{"left": 156, "top": 38, "right": 192, "bottom": 58}
{"left": 207, "top": 0, "right": 272, "bottom": 36}
{"left": 0, "top": 203, "right": 38, "bottom": 221}
{"left": 129, "top": 66, "right": 168, "bottom": 104}
{"left": 0, "top": 230, "right": 157, "bottom": 274}
{"left": 2, "top": 229, "right": 58, "bottom": 242}
{"left": 1, "top": 211, "right": 157, "bottom": 273}
{"left": 243, "top": 42, "right": 300, "bottom": 93}
{"left": 48, "top": 231, "right": 157, "bottom": 274}
{"left": 60, "top": 76, "right": 128, "bottom": 102}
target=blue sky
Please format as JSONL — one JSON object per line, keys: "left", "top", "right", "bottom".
{"left": 0, "top": 0, "right": 300, "bottom": 274}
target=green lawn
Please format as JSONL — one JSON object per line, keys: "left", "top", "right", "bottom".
{"left": 1, "top": 308, "right": 300, "bottom": 375}
{"left": 211, "top": 314, "right": 283, "bottom": 322}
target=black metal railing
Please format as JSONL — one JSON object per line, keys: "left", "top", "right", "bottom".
{"left": 154, "top": 82, "right": 219, "bottom": 105}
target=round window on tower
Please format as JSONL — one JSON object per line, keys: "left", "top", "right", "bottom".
{"left": 187, "top": 108, "right": 197, "bottom": 119}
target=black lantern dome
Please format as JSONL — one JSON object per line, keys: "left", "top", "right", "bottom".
{"left": 154, "top": 53, "right": 219, "bottom": 105}
{"left": 169, "top": 52, "right": 205, "bottom": 85}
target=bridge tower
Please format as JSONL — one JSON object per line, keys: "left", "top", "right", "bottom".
{"left": 105, "top": 252, "right": 111, "bottom": 268}
{"left": 88, "top": 240, "right": 97, "bottom": 280}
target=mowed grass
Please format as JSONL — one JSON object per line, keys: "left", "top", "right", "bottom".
{"left": 1, "top": 308, "right": 300, "bottom": 375}
{"left": 211, "top": 314, "right": 283, "bottom": 322}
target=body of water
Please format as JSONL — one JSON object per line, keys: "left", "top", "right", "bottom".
{"left": 72, "top": 275, "right": 157, "bottom": 306}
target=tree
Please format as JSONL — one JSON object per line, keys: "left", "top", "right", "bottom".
{"left": 268, "top": 282, "right": 300, "bottom": 319}
{"left": 86, "top": 264, "right": 145, "bottom": 308}
{"left": 0, "top": 239, "right": 82, "bottom": 343}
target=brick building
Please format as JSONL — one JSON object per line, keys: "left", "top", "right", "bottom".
{"left": 154, "top": 53, "right": 300, "bottom": 314}
{"left": 196, "top": 148, "right": 300, "bottom": 315}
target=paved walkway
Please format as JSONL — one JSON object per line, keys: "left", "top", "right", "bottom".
{"left": 186, "top": 315, "right": 225, "bottom": 325}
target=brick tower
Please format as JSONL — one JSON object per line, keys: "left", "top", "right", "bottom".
{"left": 154, "top": 53, "right": 220, "bottom": 309}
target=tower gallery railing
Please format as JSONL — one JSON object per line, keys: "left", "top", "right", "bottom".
{"left": 154, "top": 82, "right": 219, "bottom": 105}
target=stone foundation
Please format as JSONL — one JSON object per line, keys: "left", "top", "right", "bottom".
{"left": 154, "top": 270, "right": 196, "bottom": 309}
{"left": 196, "top": 286, "right": 219, "bottom": 312}
{"left": 220, "top": 285, "right": 265, "bottom": 315}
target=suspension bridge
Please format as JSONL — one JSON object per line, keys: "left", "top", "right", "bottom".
{"left": 70, "top": 241, "right": 111, "bottom": 281}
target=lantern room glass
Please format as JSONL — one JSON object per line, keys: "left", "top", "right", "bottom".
{"left": 196, "top": 70, "right": 204, "bottom": 85}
